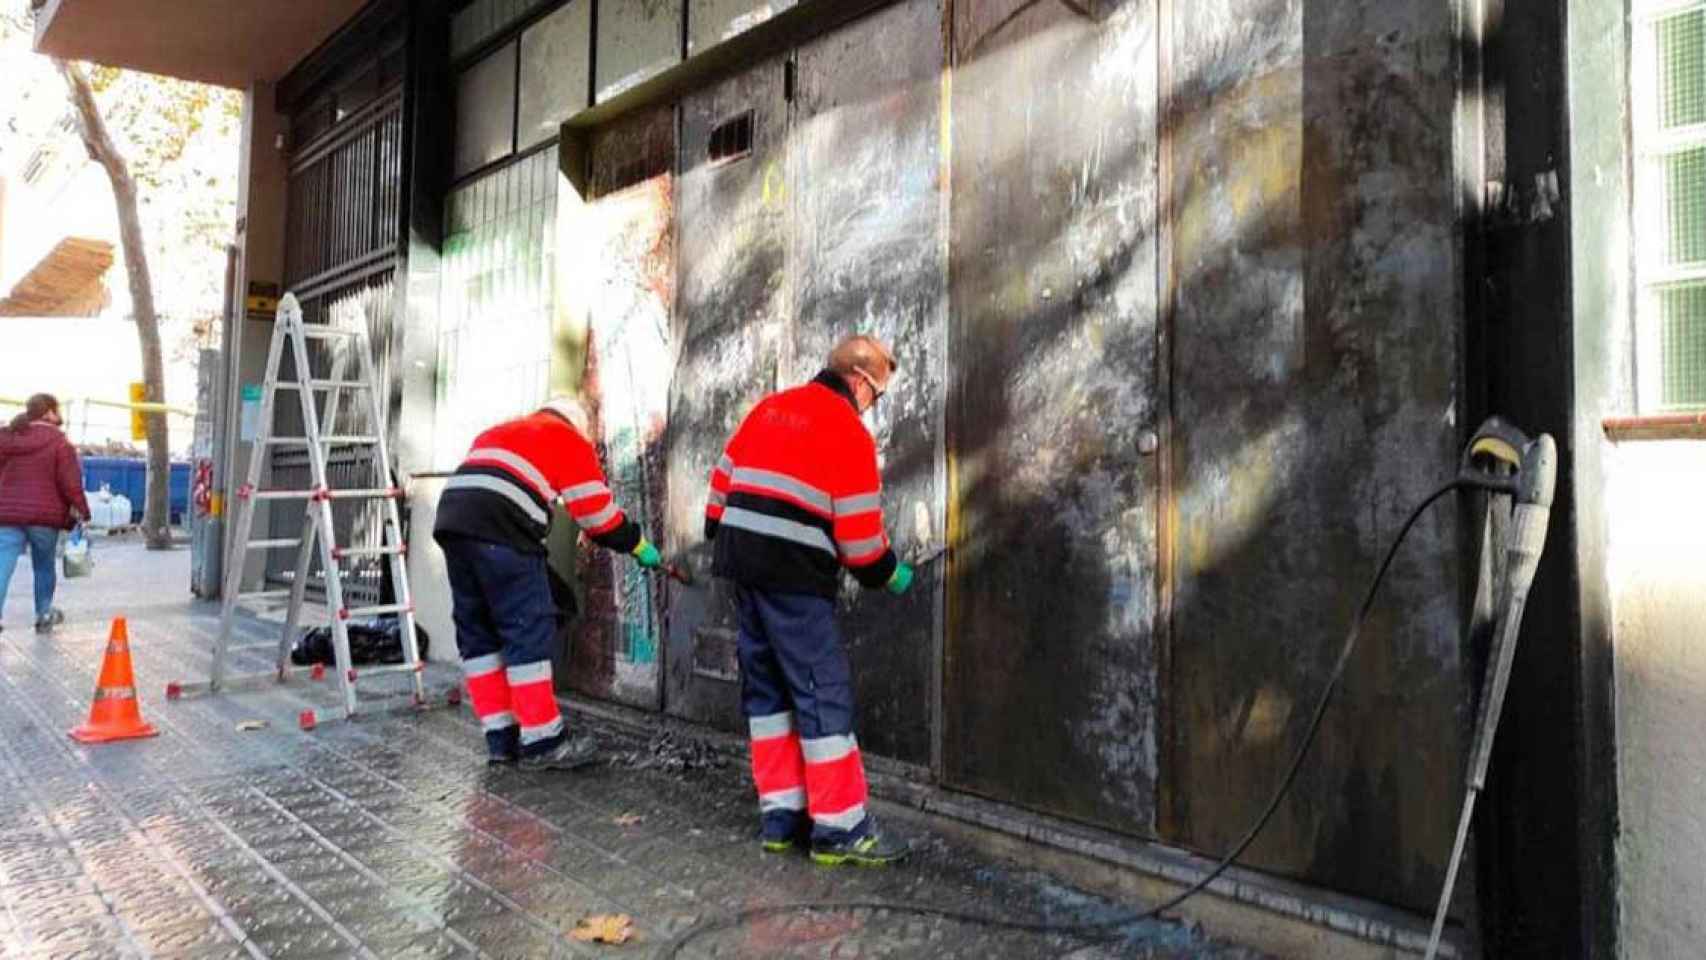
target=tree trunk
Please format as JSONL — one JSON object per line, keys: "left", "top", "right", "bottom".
{"left": 56, "top": 59, "right": 172, "bottom": 549}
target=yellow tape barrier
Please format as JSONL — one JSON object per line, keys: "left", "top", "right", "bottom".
{"left": 0, "top": 395, "right": 195, "bottom": 418}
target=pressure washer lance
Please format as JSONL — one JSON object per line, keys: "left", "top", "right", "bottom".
{"left": 1424, "top": 420, "right": 1557, "bottom": 960}
{"left": 660, "top": 545, "right": 942, "bottom": 589}
{"left": 909, "top": 543, "right": 948, "bottom": 567}
{"left": 660, "top": 416, "right": 1556, "bottom": 959}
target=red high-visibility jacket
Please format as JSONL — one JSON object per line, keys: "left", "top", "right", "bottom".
{"left": 706, "top": 370, "right": 898, "bottom": 597}
{"left": 433, "top": 410, "right": 639, "bottom": 555}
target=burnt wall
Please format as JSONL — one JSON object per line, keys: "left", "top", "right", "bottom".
{"left": 790, "top": 0, "right": 946, "bottom": 766}
{"left": 945, "top": 0, "right": 1162, "bottom": 833}
{"left": 529, "top": 0, "right": 1547, "bottom": 920}
{"left": 1165, "top": 0, "right": 1467, "bottom": 914}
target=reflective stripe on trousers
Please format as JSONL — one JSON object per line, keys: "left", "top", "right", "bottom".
{"left": 507, "top": 660, "right": 562, "bottom": 745}
{"left": 802, "top": 733, "right": 868, "bottom": 829}
{"left": 462, "top": 652, "right": 513, "bottom": 727}
{"left": 749, "top": 711, "right": 807, "bottom": 813}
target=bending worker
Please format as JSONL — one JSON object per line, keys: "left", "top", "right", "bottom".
{"left": 434, "top": 397, "right": 664, "bottom": 769}
{"left": 706, "top": 334, "right": 915, "bottom": 866}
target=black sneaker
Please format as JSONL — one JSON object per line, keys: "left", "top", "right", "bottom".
{"left": 34, "top": 609, "right": 64, "bottom": 634}
{"left": 810, "top": 825, "right": 911, "bottom": 867}
{"left": 486, "top": 752, "right": 519, "bottom": 767}
{"left": 519, "top": 734, "right": 600, "bottom": 772}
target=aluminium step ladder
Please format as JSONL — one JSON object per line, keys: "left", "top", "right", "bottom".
{"left": 167, "top": 293, "right": 458, "bottom": 729}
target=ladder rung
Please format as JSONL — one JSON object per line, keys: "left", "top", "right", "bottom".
{"left": 324, "top": 488, "right": 400, "bottom": 501}
{"left": 300, "top": 326, "right": 359, "bottom": 339}
{"left": 341, "top": 603, "right": 412, "bottom": 619}
{"left": 352, "top": 662, "right": 423, "bottom": 679}
{"left": 263, "top": 435, "right": 379, "bottom": 445}
{"left": 271, "top": 380, "right": 369, "bottom": 390}
{"left": 333, "top": 545, "right": 405, "bottom": 559}
{"left": 245, "top": 538, "right": 303, "bottom": 550}
{"left": 237, "top": 589, "right": 293, "bottom": 603}
{"left": 238, "top": 485, "right": 395, "bottom": 502}
{"left": 247, "top": 489, "right": 316, "bottom": 501}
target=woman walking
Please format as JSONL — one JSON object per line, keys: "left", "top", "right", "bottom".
{"left": 0, "top": 394, "right": 89, "bottom": 633}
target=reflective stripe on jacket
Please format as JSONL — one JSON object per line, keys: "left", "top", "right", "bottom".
{"left": 707, "top": 370, "right": 898, "bottom": 597}
{"left": 433, "top": 411, "right": 640, "bottom": 555}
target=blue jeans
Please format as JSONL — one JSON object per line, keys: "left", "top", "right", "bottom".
{"left": 0, "top": 526, "right": 59, "bottom": 620}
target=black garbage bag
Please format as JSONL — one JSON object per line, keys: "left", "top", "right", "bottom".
{"left": 289, "top": 615, "right": 430, "bottom": 666}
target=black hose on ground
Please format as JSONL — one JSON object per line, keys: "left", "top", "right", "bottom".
{"left": 659, "top": 480, "right": 1470, "bottom": 957}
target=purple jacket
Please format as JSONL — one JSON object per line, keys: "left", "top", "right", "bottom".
{"left": 0, "top": 423, "right": 90, "bottom": 530}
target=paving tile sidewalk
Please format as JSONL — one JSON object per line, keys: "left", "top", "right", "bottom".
{"left": 0, "top": 539, "right": 1267, "bottom": 959}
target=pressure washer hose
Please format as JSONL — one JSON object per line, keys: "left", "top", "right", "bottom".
{"left": 661, "top": 478, "right": 1474, "bottom": 957}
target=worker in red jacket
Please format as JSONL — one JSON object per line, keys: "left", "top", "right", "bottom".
{"left": 0, "top": 394, "right": 89, "bottom": 635}
{"left": 434, "top": 397, "right": 663, "bottom": 769}
{"left": 707, "top": 335, "right": 914, "bottom": 866}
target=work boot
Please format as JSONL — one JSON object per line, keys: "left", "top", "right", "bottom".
{"left": 760, "top": 823, "right": 810, "bottom": 854}
{"left": 519, "top": 733, "right": 600, "bottom": 772}
{"left": 34, "top": 609, "right": 64, "bottom": 634}
{"left": 810, "top": 822, "right": 911, "bottom": 867}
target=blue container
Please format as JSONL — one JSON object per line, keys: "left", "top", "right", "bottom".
{"left": 81, "top": 457, "right": 193, "bottom": 524}
{"left": 169, "top": 462, "right": 189, "bottom": 523}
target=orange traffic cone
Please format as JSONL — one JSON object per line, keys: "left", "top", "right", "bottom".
{"left": 70, "top": 618, "right": 158, "bottom": 743}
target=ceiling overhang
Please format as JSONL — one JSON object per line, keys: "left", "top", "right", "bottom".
{"left": 31, "top": 0, "right": 368, "bottom": 88}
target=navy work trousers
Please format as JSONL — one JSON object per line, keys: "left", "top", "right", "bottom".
{"left": 439, "top": 536, "right": 566, "bottom": 759}
{"left": 736, "top": 585, "right": 871, "bottom": 845}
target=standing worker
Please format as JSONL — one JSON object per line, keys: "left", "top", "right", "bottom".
{"left": 707, "top": 335, "right": 914, "bottom": 866}
{"left": 434, "top": 397, "right": 665, "bottom": 769}
{"left": 0, "top": 394, "right": 89, "bottom": 635}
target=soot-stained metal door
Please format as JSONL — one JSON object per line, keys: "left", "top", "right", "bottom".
{"left": 664, "top": 57, "right": 791, "bottom": 729}
{"left": 945, "top": 0, "right": 1162, "bottom": 834}
{"left": 1163, "top": 0, "right": 1466, "bottom": 913}
{"left": 563, "top": 106, "right": 676, "bottom": 711}
{"left": 789, "top": 0, "right": 945, "bottom": 768}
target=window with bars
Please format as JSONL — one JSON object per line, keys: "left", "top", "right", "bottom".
{"left": 1636, "top": 2, "right": 1706, "bottom": 411}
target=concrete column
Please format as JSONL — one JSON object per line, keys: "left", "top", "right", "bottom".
{"left": 224, "top": 81, "right": 290, "bottom": 593}
{"left": 398, "top": 2, "right": 461, "bottom": 663}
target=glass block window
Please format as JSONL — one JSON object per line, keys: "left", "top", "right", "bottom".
{"left": 518, "top": 0, "right": 592, "bottom": 149}
{"left": 452, "top": 0, "right": 555, "bottom": 61}
{"left": 454, "top": 42, "right": 518, "bottom": 179}
{"left": 434, "top": 146, "right": 560, "bottom": 468}
{"left": 1637, "top": 3, "right": 1706, "bottom": 410}
{"left": 1660, "top": 284, "right": 1706, "bottom": 408}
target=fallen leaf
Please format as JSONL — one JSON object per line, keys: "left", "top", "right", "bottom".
{"left": 570, "top": 914, "right": 635, "bottom": 945}
{"left": 236, "top": 720, "right": 268, "bottom": 732}
{"left": 614, "top": 813, "right": 644, "bottom": 827}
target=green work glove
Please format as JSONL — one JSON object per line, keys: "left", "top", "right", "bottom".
{"left": 632, "top": 537, "right": 663, "bottom": 569}
{"left": 886, "top": 562, "right": 914, "bottom": 595}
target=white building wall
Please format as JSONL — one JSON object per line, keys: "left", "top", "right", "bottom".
{"left": 1610, "top": 439, "right": 1706, "bottom": 958}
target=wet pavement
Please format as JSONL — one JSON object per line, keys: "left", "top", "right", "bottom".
{"left": 0, "top": 538, "right": 1268, "bottom": 959}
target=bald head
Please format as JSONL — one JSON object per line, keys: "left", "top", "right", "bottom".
{"left": 827, "top": 335, "right": 897, "bottom": 388}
